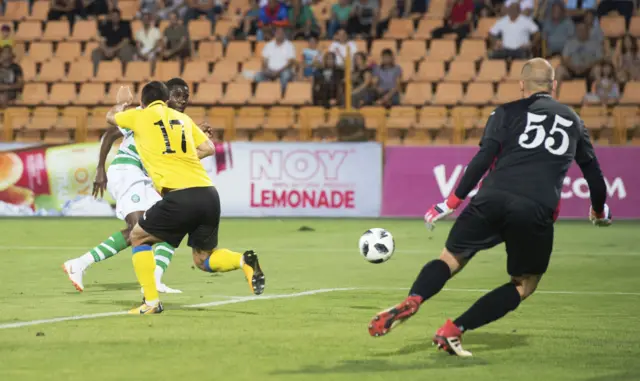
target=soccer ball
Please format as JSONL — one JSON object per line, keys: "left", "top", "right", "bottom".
{"left": 359, "top": 228, "right": 395, "bottom": 264}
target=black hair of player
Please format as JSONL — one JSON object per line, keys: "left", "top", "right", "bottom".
{"left": 165, "top": 77, "right": 189, "bottom": 113}
{"left": 141, "top": 81, "right": 169, "bottom": 107}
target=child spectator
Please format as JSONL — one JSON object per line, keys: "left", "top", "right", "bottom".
{"left": 0, "top": 25, "right": 13, "bottom": 48}
{"left": 328, "top": 28, "right": 357, "bottom": 67}
{"left": 301, "top": 36, "right": 321, "bottom": 79}
{"left": 584, "top": 61, "right": 619, "bottom": 105}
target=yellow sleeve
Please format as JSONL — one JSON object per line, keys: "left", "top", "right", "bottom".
{"left": 114, "top": 109, "right": 140, "bottom": 132}
{"left": 191, "top": 120, "right": 209, "bottom": 147}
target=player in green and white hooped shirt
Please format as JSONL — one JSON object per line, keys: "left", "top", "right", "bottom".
{"left": 62, "top": 79, "right": 201, "bottom": 293}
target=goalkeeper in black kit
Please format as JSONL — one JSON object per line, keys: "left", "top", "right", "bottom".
{"left": 368, "top": 58, "right": 612, "bottom": 357}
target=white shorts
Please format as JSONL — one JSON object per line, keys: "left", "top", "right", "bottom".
{"left": 107, "top": 164, "right": 162, "bottom": 220}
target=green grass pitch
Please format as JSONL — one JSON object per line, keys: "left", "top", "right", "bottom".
{"left": 0, "top": 218, "right": 638, "bottom": 381}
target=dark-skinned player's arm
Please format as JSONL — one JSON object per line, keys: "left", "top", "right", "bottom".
{"left": 574, "top": 119, "right": 611, "bottom": 226}
{"left": 192, "top": 120, "right": 215, "bottom": 159}
{"left": 424, "top": 108, "right": 504, "bottom": 230}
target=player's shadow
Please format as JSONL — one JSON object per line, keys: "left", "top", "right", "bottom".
{"left": 90, "top": 282, "right": 140, "bottom": 291}
{"left": 371, "top": 332, "right": 528, "bottom": 357}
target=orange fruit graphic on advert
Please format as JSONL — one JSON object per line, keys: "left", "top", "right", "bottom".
{"left": 0, "top": 152, "right": 24, "bottom": 191}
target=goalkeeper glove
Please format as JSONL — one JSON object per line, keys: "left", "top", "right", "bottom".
{"left": 589, "top": 204, "right": 612, "bottom": 227}
{"left": 424, "top": 194, "right": 463, "bottom": 231}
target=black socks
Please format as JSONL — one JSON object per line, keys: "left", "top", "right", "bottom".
{"left": 409, "top": 259, "right": 451, "bottom": 301}
{"left": 454, "top": 282, "right": 522, "bottom": 332}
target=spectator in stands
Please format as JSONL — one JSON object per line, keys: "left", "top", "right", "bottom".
{"left": 348, "top": 0, "right": 380, "bottom": 38}
{"left": 48, "top": 0, "right": 77, "bottom": 27}
{"left": 91, "top": 9, "right": 135, "bottom": 75}
{"left": 184, "top": 0, "right": 221, "bottom": 25}
{"left": 300, "top": 36, "right": 321, "bottom": 79}
{"left": 597, "top": 0, "right": 634, "bottom": 28}
{"left": 0, "top": 47, "right": 23, "bottom": 107}
{"left": 616, "top": 34, "right": 640, "bottom": 82}
{"left": 135, "top": 12, "right": 162, "bottom": 62}
{"left": 259, "top": 0, "right": 290, "bottom": 36}
{"left": 328, "top": 0, "right": 353, "bottom": 39}
{"left": 163, "top": 11, "right": 191, "bottom": 60}
{"left": 585, "top": 61, "right": 620, "bottom": 104}
{"left": 542, "top": 1, "right": 574, "bottom": 56}
{"left": 488, "top": 3, "right": 539, "bottom": 59}
{"left": 313, "top": 51, "right": 344, "bottom": 107}
{"left": 392, "top": 0, "right": 429, "bottom": 17}
{"left": 505, "top": 0, "right": 533, "bottom": 17}
{"left": 290, "top": 0, "right": 320, "bottom": 40}
{"left": 256, "top": 27, "right": 296, "bottom": 92}
{"left": 232, "top": 0, "right": 261, "bottom": 39}
{"left": 156, "top": 0, "right": 186, "bottom": 19}
{"left": 0, "top": 25, "right": 13, "bottom": 48}
{"left": 328, "top": 28, "right": 357, "bottom": 68}
{"left": 556, "top": 22, "right": 602, "bottom": 85}
{"left": 431, "top": 0, "right": 474, "bottom": 46}
{"left": 476, "top": 0, "right": 504, "bottom": 17}
{"left": 561, "top": 0, "right": 596, "bottom": 18}
{"left": 583, "top": 10, "right": 603, "bottom": 42}
{"left": 351, "top": 51, "right": 374, "bottom": 108}
{"left": 373, "top": 48, "right": 402, "bottom": 107}
{"left": 78, "top": 0, "right": 114, "bottom": 18}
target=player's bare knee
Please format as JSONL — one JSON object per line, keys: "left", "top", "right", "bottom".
{"left": 439, "top": 248, "right": 468, "bottom": 276}
{"left": 511, "top": 274, "right": 542, "bottom": 300}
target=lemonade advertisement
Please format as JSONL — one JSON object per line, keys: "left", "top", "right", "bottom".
{"left": 0, "top": 143, "right": 115, "bottom": 216}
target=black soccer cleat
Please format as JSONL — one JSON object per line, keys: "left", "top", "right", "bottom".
{"left": 242, "top": 250, "right": 265, "bottom": 295}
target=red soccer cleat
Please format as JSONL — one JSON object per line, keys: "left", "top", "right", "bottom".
{"left": 368, "top": 295, "right": 422, "bottom": 337}
{"left": 433, "top": 319, "right": 472, "bottom": 357}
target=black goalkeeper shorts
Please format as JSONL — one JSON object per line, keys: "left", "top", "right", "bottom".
{"left": 139, "top": 186, "right": 220, "bottom": 250}
{"left": 445, "top": 188, "right": 555, "bottom": 277}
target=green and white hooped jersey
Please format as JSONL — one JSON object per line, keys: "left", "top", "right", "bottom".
{"left": 111, "top": 107, "right": 144, "bottom": 170}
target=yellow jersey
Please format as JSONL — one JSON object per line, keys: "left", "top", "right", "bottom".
{"left": 114, "top": 100, "right": 213, "bottom": 191}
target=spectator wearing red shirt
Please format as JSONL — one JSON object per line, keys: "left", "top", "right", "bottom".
{"left": 431, "top": 0, "right": 474, "bottom": 45}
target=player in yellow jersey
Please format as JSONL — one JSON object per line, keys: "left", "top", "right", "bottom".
{"left": 106, "top": 81, "right": 265, "bottom": 314}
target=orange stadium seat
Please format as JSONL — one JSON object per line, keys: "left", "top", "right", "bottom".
{"left": 13, "top": 42, "right": 25, "bottom": 61}
{"left": 42, "top": 21, "right": 70, "bottom": 41}
{"left": 464, "top": 82, "right": 494, "bottom": 105}
{"left": 27, "top": 1, "right": 50, "bottom": 21}
{"left": 38, "top": 59, "right": 66, "bottom": 82}
{"left": 360, "top": 107, "right": 386, "bottom": 139}
{"left": 95, "top": 61, "right": 122, "bottom": 82}
{"left": 55, "top": 42, "right": 82, "bottom": 62}
{"left": 558, "top": 80, "right": 586, "bottom": 105}
{"left": 281, "top": 82, "right": 312, "bottom": 105}
{"left": 118, "top": 0, "right": 138, "bottom": 19}
{"left": 181, "top": 61, "right": 210, "bottom": 83}
{"left": 209, "top": 107, "right": 234, "bottom": 137}
{"left": 414, "top": 19, "right": 442, "bottom": 39}
{"left": 70, "top": 20, "right": 99, "bottom": 41}
{"left": 31, "top": 108, "right": 58, "bottom": 132}
{"left": 507, "top": 60, "right": 527, "bottom": 81}
{"left": 403, "top": 82, "right": 432, "bottom": 106}
{"left": 222, "top": 83, "right": 252, "bottom": 104}
{"left": 387, "top": 106, "right": 417, "bottom": 132}
{"left": 495, "top": 82, "right": 520, "bottom": 104}
{"left": 476, "top": 60, "right": 507, "bottom": 82}
{"left": 385, "top": 18, "right": 414, "bottom": 39}
{"left": 87, "top": 107, "right": 110, "bottom": 136}
{"left": 214, "top": 19, "right": 235, "bottom": 38}
{"left": 398, "top": 60, "right": 416, "bottom": 82}
{"left": 66, "top": 60, "right": 94, "bottom": 82}
{"left": 105, "top": 83, "right": 135, "bottom": 103}
{"left": 20, "top": 58, "right": 37, "bottom": 82}
{"left": 83, "top": 42, "right": 99, "bottom": 58}
{"left": 620, "top": 81, "right": 640, "bottom": 104}
{"left": 600, "top": 16, "right": 626, "bottom": 38}
{"left": 264, "top": 107, "right": 295, "bottom": 131}
{"left": 48, "top": 83, "right": 77, "bottom": 105}
{"left": 235, "top": 107, "right": 265, "bottom": 139}
{"left": 239, "top": 58, "right": 262, "bottom": 80}
{"left": 18, "top": 83, "right": 48, "bottom": 105}
{"left": 254, "top": 41, "right": 267, "bottom": 57}
{"left": 226, "top": 41, "right": 252, "bottom": 62}
{"left": 452, "top": 106, "right": 480, "bottom": 130}
{"left": 580, "top": 104, "right": 610, "bottom": 131}
{"left": 299, "top": 107, "right": 326, "bottom": 132}
{"left": 630, "top": 16, "right": 640, "bottom": 37}
{"left": 210, "top": 60, "right": 239, "bottom": 83}
{"left": 250, "top": 82, "right": 281, "bottom": 105}
{"left": 472, "top": 17, "right": 497, "bottom": 38}
{"left": 123, "top": 61, "right": 151, "bottom": 82}
{"left": 2, "top": 1, "right": 29, "bottom": 20}
{"left": 445, "top": 60, "right": 476, "bottom": 82}
{"left": 155, "top": 61, "right": 181, "bottom": 82}
{"left": 198, "top": 41, "right": 224, "bottom": 62}
{"left": 427, "top": 0, "right": 447, "bottom": 19}
{"left": 418, "top": 106, "right": 449, "bottom": 130}
{"left": 398, "top": 40, "right": 427, "bottom": 62}
{"left": 14, "top": 21, "right": 42, "bottom": 41}
{"left": 370, "top": 40, "right": 397, "bottom": 59}
{"left": 354, "top": 39, "right": 367, "bottom": 54}
{"left": 433, "top": 82, "right": 462, "bottom": 105}
{"left": 612, "top": 106, "right": 640, "bottom": 132}
{"left": 77, "top": 83, "right": 106, "bottom": 105}
{"left": 189, "top": 20, "right": 212, "bottom": 41}
{"left": 62, "top": 106, "right": 88, "bottom": 141}
{"left": 415, "top": 61, "right": 444, "bottom": 82}
{"left": 476, "top": 106, "right": 494, "bottom": 128}
{"left": 131, "top": 20, "right": 143, "bottom": 38}
{"left": 28, "top": 42, "right": 53, "bottom": 62}
{"left": 458, "top": 39, "right": 486, "bottom": 61}
{"left": 428, "top": 39, "right": 456, "bottom": 61}
{"left": 187, "top": 107, "right": 207, "bottom": 123}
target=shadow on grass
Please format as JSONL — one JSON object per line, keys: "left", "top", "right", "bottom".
{"left": 582, "top": 372, "right": 640, "bottom": 381}
{"left": 88, "top": 282, "right": 140, "bottom": 291}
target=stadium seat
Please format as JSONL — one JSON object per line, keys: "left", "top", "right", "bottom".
{"left": 558, "top": 80, "right": 586, "bottom": 105}
{"left": 428, "top": 39, "right": 456, "bottom": 61}
{"left": 458, "top": 39, "right": 487, "bottom": 61}
{"left": 238, "top": 58, "right": 262, "bottom": 80}
{"left": 2, "top": 1, "right": 29, "bottom": 20}
{"left": 77, "top": 83, "right": 106, "bottom": 105}
{"left": 415, "top": 61, "right": 445, "bottom": 82}
{"left": 70, "top": 20, "right": 99, "bottom": 41}
{"left": 281, "top": 82, "right": 312, "bottom": 105}
{"left": 28, "top": 42, "right": 53, "bottom": 62}
{"left": 360, "top": 107, "right": 386, "bottom": 140}
{"left": 506, "top": 60, "right": 527, "bottom": 81}
{"left": 418, "top": 106, "right": 448, "bottom": 130}
{"left": 38, "top": 59, "right": 66, "bottom": 82}
{"left": 385, "top": 18, "right": 414, "bottom": 39}
{"left": 27, "top": 1, "right": 50, "bottom": 21}
{"left": 580, "top": 104, "right": 611, "bottom": 131}
{"left": 20, "top": 58, "right": 37, "bottom": 82}
{"left": 325, "top": 107, "right": 342, "bottom": 129}
{"left": 403, "top": 82, "right": 432, "bottom": 106}
{"left": 600, "top": 16, "right": 626, "bottom": 38}
{"left": 464, "top": 82, "right": 494, "bottom": 105}
{"left": 299, "top": 107, "right": 326, "bottom": 136}
{"left": 476, "top": 106, "right": 494, "bottom": 128}
{"left": 354, "top": 39, "right": 367, "bottom": 54}
{"left": 630, "top": 16, "right": 640, "bottom": 37}
{"left": 413, "top": 19, "right": 442, "bottom": 39}
{"left": 5, "top": 108, "right": 31, "bottom": 140}
{"left": 123, "top": 61, "right": 151, "bottom": 82}
{"left": 43, "top": 128, "right": 73, "bottom": 144}
{"left": 398, "top": 60, "right": 416, "bottom": 82}
{"left": 254, "top": 41, "right": 267, "bottom": 57}
{"left": 214, "top": 19, "right": 235, "bottom": 38}
{"left": 198, "top": 41, "right": 224, "bottom": 62}
{"left": 42, "top": 21, "right": 70, "bottom": 41}
{"left": 18, "top": 83, "right": 48, "bottom": 105}
{"left": 210, "top": 60, "right": 239, "bottom": 83}
{"left": 495, "top": 82, "right": 521, "bottom": 104}
{"left": 451, "top": 106, "right": 480, "bottom": 130}
{"left": 472, "top": 17, "right": 497, "bottom": 38}
{"left": 476, "top": 60, "right": 507, "bottom": 82}
{"left": 191, "top": 83, "right": 223, "bottom": 104}
{"left": 94, "top": 61, "right": 122, "bottom": 82}
{"left": 55, "top": 42, "right": 82, "bottom": 62}
{"left": 226, "top": 41, "right": 252, "bottom": 62}
{"left": 131, "top": 20, "right": 143, "bottom": 39}
{"left": 222, "top": 83, "right": 252, "bottom": 105}
{"left": 387, "top": 107, "right": 417, "bottom": 139}
{"left": 398, "top": 40, "right": 427, "bottom": 62}
{"left": 427, "top": 0, "right": 448, "bottom": 19}
{"left": 445, "top": 60, "right": 476, "bottom": 82}
{"left": 14, "top": 21, "right": 42, "bottom": 41}
{"left": 371, "top": 40, "right": 397, "bottom": 58}
{"left": 118, "top": 0, "right": 138, "bottom": 19}
{"left": 264, "top": 107, "right": 295, "bottom": 131}
{"left": 188, "top": 20, "right": 213, "bottom": 41}
{"left": 181, "top": 61, "right": 210, "bottom": 83}
{"left": 13, "top": 42, "right": 25, "bottom": 62}
{"left": 83, "top": 42, "right": 99, "bottom": 58}
{"left": 613, "top": 106, "right": 640, "bottom": 133}
{"left": 235, "top": 107, "right": 265, "bottom": 139}
{"left": 620, "top": 82, "right": 640, "bottom": 104}
{"left": 250, "top": 82, "right": 281, "bottom": 105}
{"left": 48, "top": 83, "right": 77, "bottom": 105}
{"left": 433, "top": 83, "right": 463, "bottom": 105}
{"left": 105, "top": 83, "right": 135, "bottom": 104}
{"left": 155, "top": 61, "right": 181, "bottom": 82}
{"left": 66, "top": 60, "right": 94, "bottom": 83}
{"left": 209, "top": 107, "right": 234, "bottom": 138}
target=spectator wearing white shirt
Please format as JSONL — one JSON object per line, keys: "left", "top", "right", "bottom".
{"left": 328, "top": 28, "right": 358, "bottom": 68}
{"left": 488, "top": 3, "right": 539, "bottom": 60}
{"left": 135, "top": 12, "right": 162, "bottom": 61}
{"left": 505, "top": 0, "right": 534, "bottom": 17}
{"left": 255, "top": 27, "right": 297, "bottom": 92}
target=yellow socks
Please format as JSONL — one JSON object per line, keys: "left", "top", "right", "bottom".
{"left": 203, "top": 248, "right": 242, "bottom": 272}
{"left": 132, "top": 245, "right": 159, "bottom": 304}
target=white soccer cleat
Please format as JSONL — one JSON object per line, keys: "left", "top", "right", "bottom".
{"left": 141, "top": 284, "right": 183, "bottom": 294}
{"left": 62, "top": 260, "right": 86, "bottom": 292}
